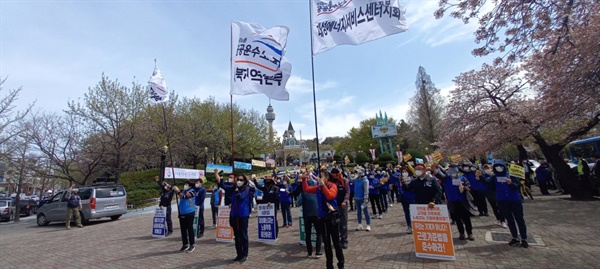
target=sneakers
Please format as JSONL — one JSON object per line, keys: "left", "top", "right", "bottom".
{"left": 389, "top": 204, "right": 393, "bottom": 207}
{"left": 315, "top": 253, "right": 323, "bottom": 259}
{"left": 239, "top": 256, "right": 247, "bottom": 263}
{"left": 233, "top": 256, "right": 241, "bottom": 262}
{"left": 77, "top": 225, "right": 84, "bottom": 228}
{"left": 406, "top": 227, "right": 413, "bottom": 234}
{"left": 497, "top": 220, "right": 503, "bottom": 227}
{"left": 521, "top": 240, "right": 529, "bottom": 248}
{"left": 378, "top": 215, "right": 383, "bottom": 219}
{"left": 468, "top": 234, "right": 475, "bottom": 241}
{"left": 508, "top": 239, "right": 520, "bottom": 246}
{"left": 66, "top": 226, "right": 71, "bottom": 230}
{"left": 501, "top": 222, "right": 508, "bottom": 228}
{"left": 165, "top": 231, "right": 172, "bottom": 237}
{"left": 180, "top": 245, "right": 189, "bottom": 252}
{"left": 366, "top": 225, "right": 371, "bottom": 231}
{"left": 342, "top": 242, "right": 348, "bottom": 249}
{"left": 356, "top": 224, "right": 363, "bottom": 231}
{"left": 459, "top": 234, "right": 466, "bottom": 240}
{"left": 186, "top": 245, "right": 196, "bottom": 253}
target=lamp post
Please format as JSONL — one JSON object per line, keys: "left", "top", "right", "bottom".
{"left": 204, "top": 147, "right": 208, "bottom": 173}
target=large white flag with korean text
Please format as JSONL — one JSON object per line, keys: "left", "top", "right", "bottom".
{"left": 148, "top": 65, "right": 169, "bottom": 104}
{"left": 231, "top": 21, "right": 291, "bottom": 101}
{"left": 311, "top": 0, "right": 408, "bottom": 55}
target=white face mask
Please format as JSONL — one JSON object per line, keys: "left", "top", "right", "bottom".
{"left": 402, "top": 172, "right": 409, "bottom": 177}
{"left": 450, "top": 173, "right": 458, "bottom": 178}
{"left": 484, "top": 170, "right": 493, "bottom": 175}
{"left": 426, "top": 171, "right": 432, "bottom": 175}
{"left": 415, "top": 170, "right": 423, "bottom": 177}
{"left": 463, "top": 167, "right": 469, "bottom": 171}
{"left": 195, "top": 184, "right": 200, "bottom": 188}
{"left": 495, "top": 166, "right": 504, "bottom": 172}
{"left": 236, "top": 181, "right": 244, "bottom": 187}
{"left": 183, "top": 185, "right": 190, "bottom": 191}
{"left": 164, "top": 186, "right": 169, "bottom": 190}
{"left": 470, "top": 167, "right": 477, "bottom": 172}
{"left": 228, "top": 178, "right": 234, "bottom": 183}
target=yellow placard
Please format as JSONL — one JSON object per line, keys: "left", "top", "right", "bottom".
{"left": 449, "top": 154, "right": 462, "bottom": 163}
{"left": 344, "top": 155, "right": 350, "bottom": 164}
{"left": 431, "top": 152, "right": 443, "bottom": 163}
{"left": 508, "top": 164, "right": 525, "bottom": 179}
{"left": 403, "top": 153, "right": 413, "bottom": 162}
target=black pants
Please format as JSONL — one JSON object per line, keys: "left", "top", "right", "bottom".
{"left": 349, "top": 192, "right": 354, "bottom": 210}
{"left": 196, "top": 207, "right": 205, "bottom": 237}
{"left": 179, "top": 212, "right": 195, "bottom": 247}
{"left": 230, "top": 216, "right": 249, "bottom": 258}
{"left": 485, "top": 193, "right": 503, "bottom": 221}
{"left": 370, "top": 194, "right": 382, "bottom": 215}
{"left": 211, "top": 205, "right": 218, "bottom": 226}
{"left": 471, "top": 190, "right": 488, "bottom": 215}
{"left": 498, "top": 201, "right": 527, "bottom": 240}
{"left": 538, "top": 180, "right": 550, "bottom": 195}
{"left": 389, "top": 188, "right": 397, "bottom": 203}
{"left": 449, "top": 201, "right": 472, "bottom": 236}
{"left": 316, "top": 217, "right": 344, "bottom": 269}
{"left": 380, "top": 189, "right": 389, "bottom": 212}
{"left": 304, "top": 216, "right": 322, "bottom": 255}
{"left": 165, "top": 206, "right": 173, "bottom": 233}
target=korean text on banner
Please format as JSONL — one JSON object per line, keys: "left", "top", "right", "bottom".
{"left": 234, "top": 161, "right": 252, "bottom": 171}
{"left": 206, "top": 164, "right": 233, "bottom": 174}
{"left": 152, "top": 208, "right": 167, "bottom": 238}
{"left": 431, "top": 152, "right": 443, "bottom": 163}
{"left": 410, "top": 204, "right": 455, "bottom": 260}
{"left": 251, "top": 159, "right": 266, "bottom": 167}
{"left": 231, "top": 21, "right": 292, "bottom": 101}
{"left": 148, "top": 65, "right": 169, "bottom": 104}
{"left": 449, "top": 154, "right": 462, "bottom": 163}
{"left": 164, "top": 167, "right": 205, "bottom": 179}
{"left": 216, "top": 206, "right": 234, "bottom": 243}
{"left": 257, "top": 204, "right": 277, "bottom": 242}
{"left": 298, "top": 206, "right": 319, "bottom": 246}
{"left": 509, "top": 164, "right": 525, "bottom": 179}
{"left": 403, "top": 153, "right": 412, "bottom": 162}
{"left": 311, "top": 0, "right": 408, "bottom": 55}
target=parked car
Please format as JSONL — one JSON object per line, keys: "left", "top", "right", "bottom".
{"left": 36, "top": 184, "right": 127, "bottom": 226}
{"left": 0, "top": 199, "right": 16, "bottom": 222}
{"left": 11, "top": 198, "right": 39, "bottom": 216}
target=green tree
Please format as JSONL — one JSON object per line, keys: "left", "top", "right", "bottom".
{"left": 355, "top": 151, "right": 370, "bottom": 165}
{"left": 407, "top": 66, "right": 444, "bottom": 150}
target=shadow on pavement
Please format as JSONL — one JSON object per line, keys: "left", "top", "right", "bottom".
{"left": 173, "top": 258, "right": 231, "bottom": 269}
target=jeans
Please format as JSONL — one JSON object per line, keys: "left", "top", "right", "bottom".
{"left": 196, "top": 207, "right": 205, "bottom": 237}
{"left": 354, "top": 199, "right": 371, "bottom": 225}
{"left": 339, "top": 205, "right": 348, "bottom": 245}
{"left": 179, "top": 212, "right": 195, "bottom": 247}
{"left": 304, "top": 216, "right": 322, "bottom": 255}
{"left": 281, "top": 202, "right": 292, "bottom": 226}
{"left": 66, "top": 207, "right": 82, "bottom": 227}
{"left": 231, "top": 216, "right": 249, "bottom": 258}
{"left": 317, "top": 217, "right": 345, "bottom": 269}
{"left": 498, "top": 201, "right": 527, "bottom": 240}
{"left": 400, "top": 197, "right": 414, "bottom": 228}
{"left": 369, "top": 194, "right": 382, "bottom": 215}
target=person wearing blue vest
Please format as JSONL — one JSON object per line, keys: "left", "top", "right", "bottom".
{"left": 379, "top": 170, "right": 390, "bottom": 213}
{"left": 389, "top": 168, "right": 401, "bottom": 204}
{"left": 492, "top": 161, "right": 529, "bottom": 248}
{"left": 210, "top": 184, "right": 224, "bottom": 227}
{"left": 303, "top": 169, "right": 345, "bottom": 269}
{"left": 368, "top": 172, "right": 383, "bottom": 219}
{"left": 463, "top": 164, "right": 488, "bottom": 216}
{"left": 399, "top": 168, "right": 415, "bottom": 234}
{"left": 481, "top": 164, "right": 506, "bottom": 227}
{"left": 230, "top": 174, "right": 251, "bottom": 263}
{"left": 279, "top": 177, "right": 293, "bottom": 228}
{"left": 297, "top": 173, "right": 323, "bottom": 258}
{"left": 440, "top": 166, "right": 474, "bottom": 241}
{"left": 175, "top": 180, "right": 197, "bottom": 253}
{"left": 353, "top": 168, "right": 371, "bottom": 232}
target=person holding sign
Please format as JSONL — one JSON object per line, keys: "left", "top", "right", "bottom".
{"left": 230, "top": 174, "right": 252, "bottom": 263}
{"left": 491, "top": 162, "right": 529, "bottom": 248}
{"left": 253, "top": 175, "right": 280, "bottom": 238}
{"left": 175, "top": 181, "right": 197, "bottom": 253}
{"left": 303, "top": 169, "right": 345, "bottom": 269}
{"left": 193, "top": 179, "right": 206, "bottom": 238}
{"left": 439, "top": 166, "right": 474, "bottom": 241}
{"left": 155, "top": 176, "right": 175, "bottom": 236}
{"left": 407, "top": 164, "right": 443, "bottom": 208}
{"left": 398, "top": 168, "right": 415, "bottom": 234}
{"left": 279, "top": 177, "right": 293, "bottom": 228}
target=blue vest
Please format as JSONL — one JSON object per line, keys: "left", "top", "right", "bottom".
{"left": 354, "top": 177, "right": 367, "bottom": 199}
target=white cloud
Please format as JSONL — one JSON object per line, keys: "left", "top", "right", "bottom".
{"left": 286, "top": 75, "right": 338, "bottom": 94}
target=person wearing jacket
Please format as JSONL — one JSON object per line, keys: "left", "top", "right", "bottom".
{"left": 155, "top": 176, "right": 174, "bottom": 236}
{"left": 331, "top": 168, "right": 350, "bottom": 249}
{"left": 297, "top": 173, "right": 323, "bottom": 258}
{"left": 210, "top": 184, "right": 224, "bottom": 227}
{"left": 368, "top": 172, "right": 383, "bottom": 219}
{"left": 215, "top": 169, "right": 234, "bottom": 206}
{"left": 353, "top": 168, "right": 371, "bottom": 232}
{"left": 193, "top": 178, "right": 206, "bottom": 238}
{"left": 175, "top": 180, "right": 197, "bottom": 253}
{"left": 379, "top": 170, "right": 390, "bottom": 213}
{"left": 348, "top": 175, "right": 355, "bottom": 211}
{"left": 535, "top": 162, "right": 552, "bottom": 195}
{"left": 492, "top": 161, "right": 529, "bottom": 248}
{"left": 254, "top": 175, "right": 280, "bottom": 238}
{"left": 389, "top": 169, "right": 401, "bottom": 204}
{"left": 279, "top": 177, "right": 293, "bottom": 228}
{"left": 440, "top": 166, "right": 474, "bottom": 241}
{"left": 480, "top": 164, "right": 506, "bottom": 227}
{"left": 229, "top": 174, "right": 252, "bottom": 263}
{"left": 398, "top": 168, "right": 415, "bottom": 234}
{"left": 408, "top": 164, "right": 442, "bottom": 207}
{"left": 463, "top": 165, "right": 488, "bottom": 216}
{"left": 303, "top": 169, "right": 345, "bottom": 269}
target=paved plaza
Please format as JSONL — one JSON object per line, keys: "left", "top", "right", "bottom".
{"left": 1, "top": 191, "right": 599, "bottom": 269}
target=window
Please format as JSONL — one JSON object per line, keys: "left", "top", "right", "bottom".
{"left": 95, "top": 186, "right": 126, "bottom": 198}
{"left": 78, "top": 189, "right": 92, "bottom": 200}
{"left": 51, "top": 192, "right": 64, "bottom": 203}
{"left": 0, "top": 201, "right": 6, "bottom": 207}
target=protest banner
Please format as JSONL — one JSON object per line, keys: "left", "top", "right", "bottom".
{"left": 206, "top": 164, "right": 233, "bottom": 174}
{"left": 410, "top": 204, "right": 455, "bottom": 261}
{"left": 396, "top": 151, "right": 403, "bottom": 164}
{"left": 216, "top": 206, "right": 234, "bottom": 243}
{"left": 509, "top": 164, "right": 525, "bottom": 179}
{"left": 234, "top": 161, "right": 252, "bottom": 170}
{"left": 193, "top": 206, "right": 200, "bottom": 237}
{"left": 298, "top": 206, "right": 318, "bottom": 246}
{"left": 449, "top": 154, "right": 462, "bottom": 163}
{"left": 164, "top": 167, "right": 204, "bottom": 179}
{"left": 431, "top": 152, "right": 443, "bottom": 163}
{"left": 257, "top": 204, "right": 277, "bottom": 242}
{"left": 251, "top": 159, "right": 266, "bottom": 167}
{"left": 403, "top": 153, "right": 413, "bottom": 162}
{"left": 152, "top": 208, "right": 166, "bottom": 238}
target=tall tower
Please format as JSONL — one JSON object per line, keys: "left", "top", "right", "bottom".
{"left": 266, "top": 101, "right": 276, "bottom": 149}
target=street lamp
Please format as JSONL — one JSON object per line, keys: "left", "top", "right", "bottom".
{"left": 204, "top": 147, "right": 208, "bottom": 172}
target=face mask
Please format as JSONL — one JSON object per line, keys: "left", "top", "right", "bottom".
{"left": 463, "top": 167, "right": 469, "bottom": 171}
{"left": 402, "top": 172, "right": 409, "bottom": 177}
{"left": 236, "top": 181, "right": 244, "bottom": 187}
{"left": 495, "top": 166, "right": 504, "bottom": 172}
{"left": 164, "top": 186, "right": 169, "bottom": 190}
{"left": 195, "top": 184, "right": 200, "bottom": 188}
{"left": 426, "top": 171, "right": 432, "bottom": 175}
{"left": 471, "top": 167, "right": 477, "bottom": 172}
{"left": 183, "top": 185, "right": 190, "bottom": 191}
{"left": 283, "top": 182, "right": 288, "bottom": 186}
{"left": 450, "top": 173, "right": 458, "bottom": 178}
{"left": 377, "top": 171, "right": 381, "bottom": 174}
{"left": 228, "top": 178, "right": 234, "bottom": 183}
{"left": 415, "top": 170, "right": 423, "bottom": 177}
{"left": 485, "top": 170, "right": 493, "bottom": 175}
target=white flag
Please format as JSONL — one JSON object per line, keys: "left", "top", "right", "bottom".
{"left": 311, "top": 0, "right": 408, "bottom": 55}
{"left": 231, "top": 21, "right": 291, "bottom": 101}
{"left": 148, "top": 65, "right": 169, "bottom": 104}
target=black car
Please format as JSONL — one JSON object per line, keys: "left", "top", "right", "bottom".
{"left": 4, "top": 198, "right": 39, "bottom": 216}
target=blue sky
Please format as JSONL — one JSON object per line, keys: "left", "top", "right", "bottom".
{"left": 1, "top": 0, "right": 495, "bottom": 141}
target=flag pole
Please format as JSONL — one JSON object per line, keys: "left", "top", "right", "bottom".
{"left": 230, "top": 94, "right": 236, "bottom": 173}
{"left": 308, "top": 0, "right": 321, "bottom": 168}
{"left": 229, "top": 23, "right": 236, "bottom": 174}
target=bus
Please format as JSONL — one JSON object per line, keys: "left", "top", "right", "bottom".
{"left": 563, "top": 136, "right": 600, "bottom": 166}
